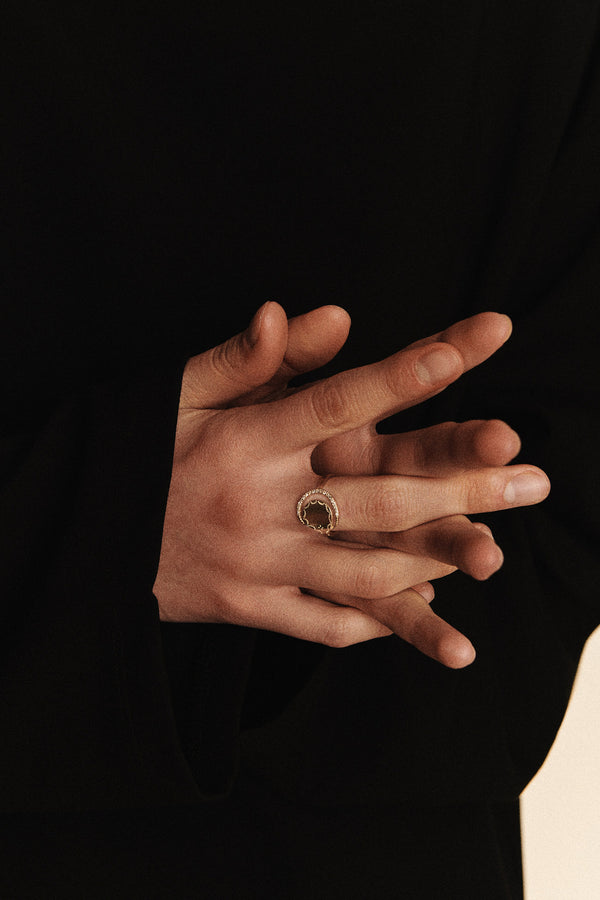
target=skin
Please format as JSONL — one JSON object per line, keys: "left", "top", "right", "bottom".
{"left": 153, "top": 302, "right": 550, "bottom": 669}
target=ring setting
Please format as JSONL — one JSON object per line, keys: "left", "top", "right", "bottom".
{"left": 296, "top": 488, "right": 339, "bottom": 535}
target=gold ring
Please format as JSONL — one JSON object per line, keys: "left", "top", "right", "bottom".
{"left": 296, "top": 488, "right": 339, "bottom": 535}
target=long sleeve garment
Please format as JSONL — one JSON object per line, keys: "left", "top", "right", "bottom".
{"left": 1, "top": 2, "right": 600, "bottom": 897}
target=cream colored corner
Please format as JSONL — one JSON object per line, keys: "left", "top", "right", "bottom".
{"left": 521, "top": 626, "right": 600, "bottom": 899}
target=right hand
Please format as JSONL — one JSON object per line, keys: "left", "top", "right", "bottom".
{"left": 153, "top": 303, "right": 550, "bottom": 668}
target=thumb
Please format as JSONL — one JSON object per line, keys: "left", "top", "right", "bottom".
{"left": 242, "top": 305, "right": 352, "bottom": 403}
{"left": 179, "top": 302, "right": 289, "bottom": 408}
{"left": 283, "top": 305, "right": 351, "bottom": 377}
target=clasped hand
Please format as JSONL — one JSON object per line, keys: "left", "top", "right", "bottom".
{"left": 153, "top": 302, "right": 550, "bottom": 668}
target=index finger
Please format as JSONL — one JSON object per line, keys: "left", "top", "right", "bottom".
{"left": 254, "top": 312, "right": 512, "bottom": 451}
{"left": 407, "top": 311, "right": 513, "bottom": 368}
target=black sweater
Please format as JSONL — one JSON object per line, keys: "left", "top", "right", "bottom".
{"left": 2, "top": 2, "right": 599, "bottom": 896}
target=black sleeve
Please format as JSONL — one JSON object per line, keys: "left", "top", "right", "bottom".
{"left": 236, "top": 6, "right": 600, "bottom": 809}
{"left": 0, "top": 361, "right": 209, "bottom": 812}
{"left": 3, "top": 0, "right": 599, "bottom": 821}
{"left": 0, "top": 2, "right": 262, "bottom": 813}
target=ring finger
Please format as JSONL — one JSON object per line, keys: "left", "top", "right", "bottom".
{"left": 312, "top": 465, "right": 550, "bottom": 533}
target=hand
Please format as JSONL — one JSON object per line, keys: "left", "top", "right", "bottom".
{"left": 153, "top": 303, "right": 550, "bottom": 668}
{"left": 282, "top": 314, "right": 538, "bottom": 667}
{"left": 185, "top": 303, "right": 523, "bottom": 584}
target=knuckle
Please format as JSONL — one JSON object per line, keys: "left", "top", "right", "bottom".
{"left": 364, "top": 440, "right": 380, "bottom": 474}
{"left": 204, "top": 411, "right": 253, "bottom": 461}
{"left": 381, "top": 357, "right": 404, "bottom": 397}
{"left": 365, "top": 486, "right": 405, "bottom": 526}
{"left": 409, "top": 421, "right": 470, "bottom": 477}
{"left": 448, "top": 421, "right": 471, "bottom": 462}
{"left": 420, "top": 422, "right": 456, "bottom": 469}
{"left": 465, "top": 470, "right": 505, "bottom": 511}
{"left": 412, "top": 431, "right": 430, "bottom": 472}
{"left": 353, "top": 558, "right": 393, "bottom": 599}
{"left": 487, "top": 471, "right": 509, "bottom": 504}
{"left": 210, "top": 339, "right": 244, "bottom": 386}
{"left": 322, "top": 612, "right": 356, "bottom": 648}
{"left": 309, "top": 379, "right": 354, "bottom": 432}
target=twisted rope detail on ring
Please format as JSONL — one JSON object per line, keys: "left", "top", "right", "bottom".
{"left": 296, "top": 488, "right": 340, "bottom": 535}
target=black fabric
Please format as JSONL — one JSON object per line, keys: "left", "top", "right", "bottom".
{"left": 2, "top": 1, "right": 600, "bottom": 895}
{"left": 0, "top": 788, "right": 523, "bottom": 899}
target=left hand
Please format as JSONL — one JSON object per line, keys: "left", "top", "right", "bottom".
{"left": 240, "top": 304, "right": 520, "bottom": 584}
{"left": 178, "top": 302, "right": 537, "bottom": 668}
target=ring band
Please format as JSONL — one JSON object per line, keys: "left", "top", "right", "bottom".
{"left": 296, "top": 488, "right": 340, "bottom": 535}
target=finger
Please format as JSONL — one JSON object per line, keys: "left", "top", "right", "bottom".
{"left": 311, "top": 423, "right": 376, "bottom": 476}
{"left": 313, "top": 580, "right": 435, "bottom": 608}
{"left": 338, "top": 515, "right": 503, "bottom": 581}
{"left": 374, "top": 420, "right": 522, "bottom": 476}
{"left": 366, "top": 589, "right": 476, "bottom": 669}
{"left": 234, "top": 585, "right": 392, "bottom": 646}
{"left": 241, "top": 305, "right": 352, "bottom": 404}
{"left": 291, "top": 541, "right": 456, "bottom": 600}
{"left": 278, "top": 305, "right": 351, "bottom": 379}
{"left": 407, "top": 310, "right": 512, "bottom": 369}
{"left": 316, "top": 465, "right": 550, "bottom": 532}
{"left": 312, "top": 419, "right": 521, "bottom": 478}
{"left": 180, "top": 301, "right": 288, "bottom": 408}
{"left": 253, "top": 312, "right": 512, "bottom": 450}
{"left": 315, "top": 585, "right": 476, "bottom": 668}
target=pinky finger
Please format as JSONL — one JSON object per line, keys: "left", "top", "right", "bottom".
{"left": 253, "top": 587, "right": 392, "bottom": 647}
{"left": 372, "top": 588, "right": 476, "bottom": 668}
{"left": 315, "top": 583, "right": 475, "bottom": 669}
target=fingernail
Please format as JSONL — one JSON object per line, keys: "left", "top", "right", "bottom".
{"left": 415, "top": 348, "right": 461, "bottom": 385}
{"left": 504, "top": 472, "right": 550, "bottom": 505}
{"left": 248, "top": 301, "right": 271, "bottom": 345}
